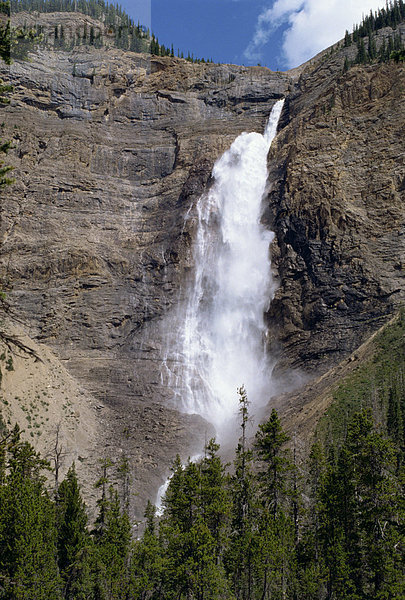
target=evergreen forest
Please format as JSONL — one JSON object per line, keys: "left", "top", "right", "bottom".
{"left": 0, "top": 313, "right": 404, "bottom": 600}
{"left": 343, "top": 0, "right": 405, "bottom": 66}
{"left": 6, "top": 0, "right": 405, "bottom": 65}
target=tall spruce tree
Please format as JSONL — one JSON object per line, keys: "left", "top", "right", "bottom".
{"left": 318, "top": 411, "right": 404, "bottom": 599}
{"left": 356, "top": 37, "right": 367, "bottom": 64}
{"left": 200, "top": 438, "right": 231, "bottom": 560}
{"left": 255, "top": 409, "right": 292, "bottom": 519}
{"left": 129, "top": 501, "right": 163, "bottom": 598}
{"left": 55, "top": 464, "right": 92, "bottom": 599}
{"left": 296, "top": 442, "right": 328, "bottom": 599}
{"left": 160, "top": 449, "right": 232, "bottom": 599}
{"left": 254, "top": 410, "right": 297, "bottom": 600}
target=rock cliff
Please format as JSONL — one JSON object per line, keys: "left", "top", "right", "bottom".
{"left": 1, "top": 12, "right": 293, "bottom": 514}
{"left": 266, "top": 24, "right": 405, "bottom": 376}
{"left": 1, "top": 12, "right": 404, "bottom": 515}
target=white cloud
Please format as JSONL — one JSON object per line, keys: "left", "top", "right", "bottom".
{"left": 244, "top": 0, "right": 387, "bottom": 68}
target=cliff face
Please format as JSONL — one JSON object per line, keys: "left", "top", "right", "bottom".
{"left": 1, "top": 12, "right": 404, "bottom": 514}
{"left": 266, "top": 31, "right": 405, "bottom": 376}
{"left": 0, "top": 20, "right": 292, "bottom": 514}
{"left": 2, "top": 46, "right": 289, "bottom": 403}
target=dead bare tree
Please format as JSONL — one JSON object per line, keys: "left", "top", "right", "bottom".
{"left": 46, "top": 422, "right": 68, "bottom": 490}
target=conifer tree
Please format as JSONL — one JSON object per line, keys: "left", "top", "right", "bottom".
{"left": 56, "top": 464, "right": 92, "bottom": 599}
{"left": 92, "top": 485, "right": 131, "bottom": 600}
{"left": 379, "top": 37, "right": 388, "bottom": 61}
{"left": 344, "top": 29, "right": 352, "bottom": 47}
{"left": 225, "top": 387, "right": 258, "bottom": 599}
{"left": 255, "top": 408, "right": 292, "bottom": 519}
{"left": 200, "top": 438, "right": 231, "bottom": 559}
{"left": 296, "top": 442, "right": 328, "bottom": 599}
{"left": 160, "top": 450, "right": 232, "bottom": 599}
{"left": 356, "top": 37, "right": 367, "bottom": 64}
{"left": 388, "top": 34, "right": 395, "bottom": 56}
{"left": 318, "top": 411, "right": 403, "bottom": 599}
{"left": 162, "top": 454, "right": 196, "bottom": 531}
{"left": 129, "top": 501, "right": 163, "bottom": 598}
{"left": 0, "top": 427, "right": 62, "bottom": 599}
{"left": 368, "top": 33, "right": 377, "bottom": 60}
{"left": 254, "top": 410, "right": 297, "bottom": 600}
{"left": 387, "top": 382, "right": 405, "bottom": 464}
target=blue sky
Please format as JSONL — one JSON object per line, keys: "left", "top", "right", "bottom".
{"left": 119, "top": 0, "right": 387, "bottom": 70}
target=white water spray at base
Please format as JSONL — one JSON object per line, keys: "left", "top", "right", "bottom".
{"left": 155, "top": 453, "right": 202, "bottom": 514}
{"left": 174, "top": 99, "right": 285, "bottom": 440}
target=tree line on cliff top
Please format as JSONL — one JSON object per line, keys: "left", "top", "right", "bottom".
{"left": 1, "top": 311, "right": 405, "bottom": 599}
{"left": 5, "top": 0, "right": 405, "bottom": 66}
{"left": 9, "top": 0, "right": 214, "bottom": 62}
{"left": 342, "top": 0, "right": 405, "bottom": 68}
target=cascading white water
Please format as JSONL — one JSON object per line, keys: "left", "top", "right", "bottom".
{"left": 174, "top": 99, "right": 285, "bottom": 439}
{"left": 155, "top": 453, "right": 202, "bottom": 515}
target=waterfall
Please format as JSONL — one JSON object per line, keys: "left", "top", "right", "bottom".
{"left": 171, "top": 99, "right": 284, "bottom": 440}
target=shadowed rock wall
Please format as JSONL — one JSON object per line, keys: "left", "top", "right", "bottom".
{"left": 266, "top": 28, "right": 405, "bottom": 375}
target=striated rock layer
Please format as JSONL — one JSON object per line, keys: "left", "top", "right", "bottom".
{"left": 0, "top": 20, "right": 292, "bottom": 514}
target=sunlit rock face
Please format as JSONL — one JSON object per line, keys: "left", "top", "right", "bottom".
{"left": 0, "top": 18, "right": 292, "bottom": 515}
